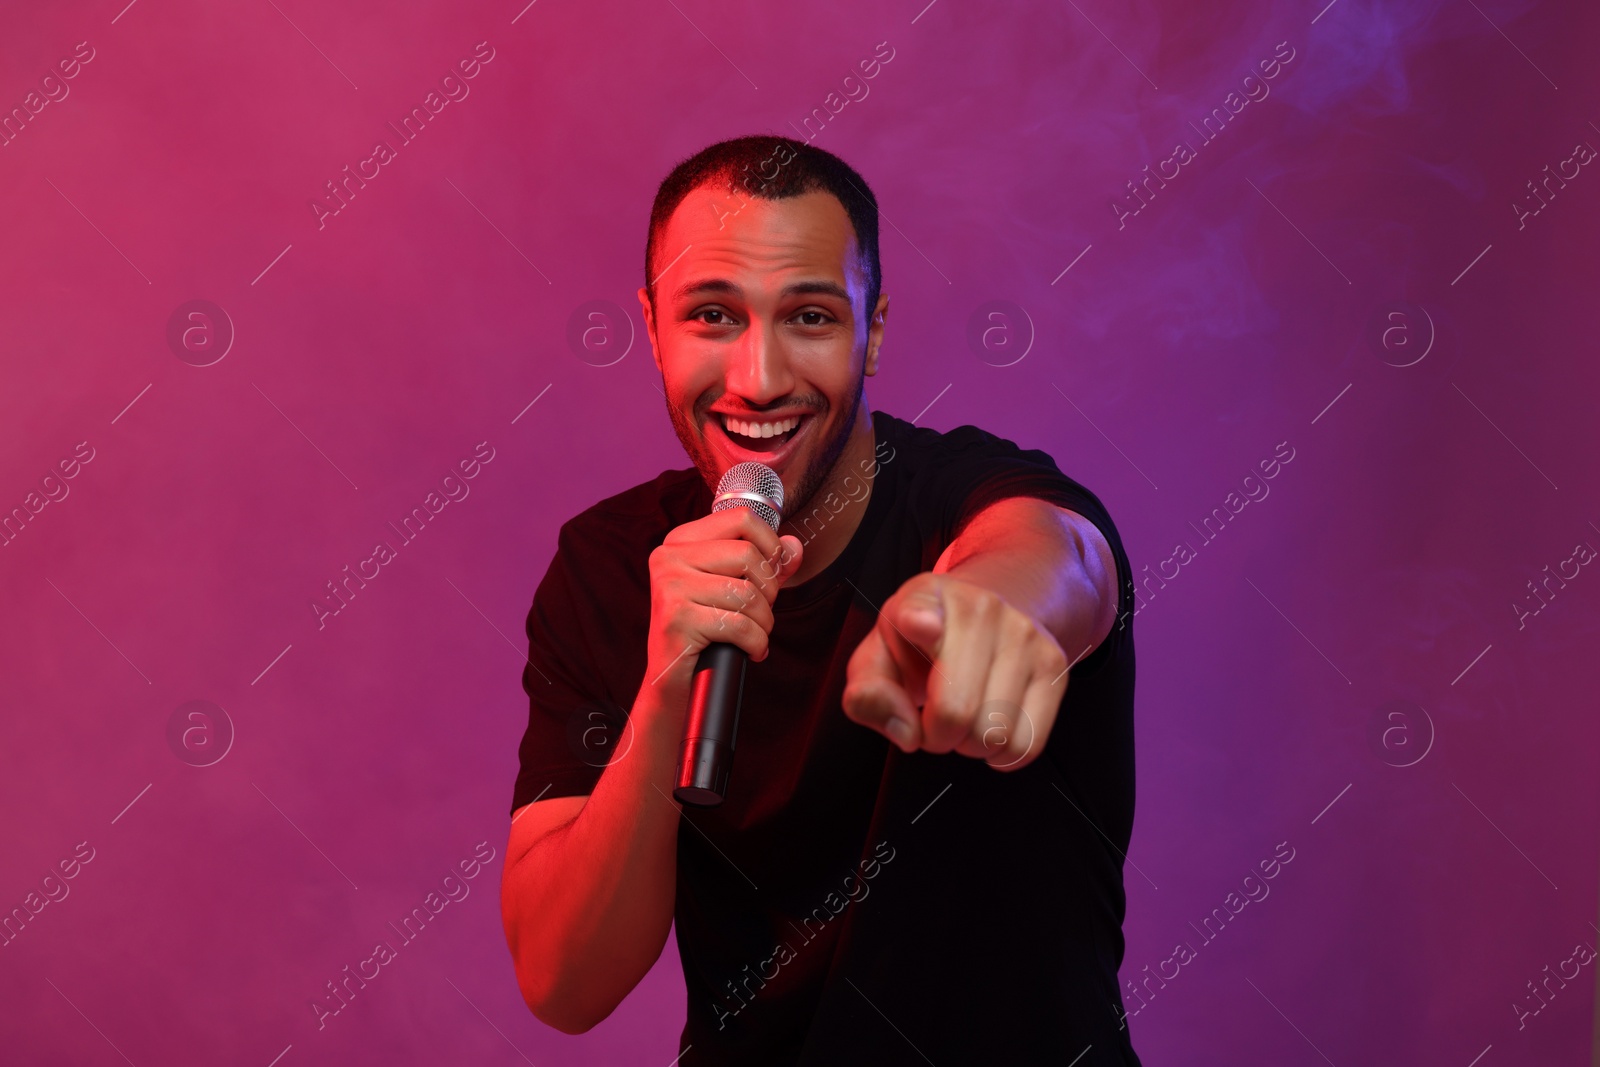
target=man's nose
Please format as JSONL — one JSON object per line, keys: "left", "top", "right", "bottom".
{"left": 723, "top": 318, "right": 794, "bottom": 405}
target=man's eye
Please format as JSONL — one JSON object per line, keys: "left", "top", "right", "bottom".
{"left": 692, "top": 308, "right": 736, "bottom": 325}
{"left": 795, "top": 311, "right": 833, "bottom": 326}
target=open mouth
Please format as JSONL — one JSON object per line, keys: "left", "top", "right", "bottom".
{"left": 713, "top": 412, "right": 809, "bottom": 454}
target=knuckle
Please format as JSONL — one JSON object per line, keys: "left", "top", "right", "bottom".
{"left": 742, "top": 577, "right": 766, "bottom": 606}
{"left": 970, "top": 590, "right": 993, "bottom": 618}
{"left": 744, "top": 510, "right": 773, "bottom": 540}
{"left": 753, "top": 550, "right": 782, "bottom": 582}
{"left": 839, "top": 686, "right": 866, "bottom": 720}
{"left": 1003, "top": 606, "right": 1033, "bottom": 638}
{"left": 742, "top": 623, "right": 769, "bottom": 658}
{"left": 980, "top": 717, "right": 1010, "bottom": 753}
{"left": 928, "top": 696, "right": 976, "bottom": 733}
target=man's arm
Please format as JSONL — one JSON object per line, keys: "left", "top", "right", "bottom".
{"left": 499, "top": 509, "right": 803, "bottom": 1033}
{"left": 842, "top": 496, "right": 1119, "bottom": 768}
{"left": 499, "top": 688, "right": 689, "bottom": 1034}
{"left": 934, "top": 497, "right": 1119, "bottom": 664}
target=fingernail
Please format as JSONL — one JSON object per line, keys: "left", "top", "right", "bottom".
{"left": 885, "top": 718, "right": 915, "bottom": 752}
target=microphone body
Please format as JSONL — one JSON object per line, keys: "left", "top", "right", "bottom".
{"left": 673, "top": 461, "right": 784, "bottom": 807}
{"left": 674, "top": 644, "right": 747, "bottom": 806}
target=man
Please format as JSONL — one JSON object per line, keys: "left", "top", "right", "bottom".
{"left": 500, "top": 135, "right": 1143, "bottom": 1065}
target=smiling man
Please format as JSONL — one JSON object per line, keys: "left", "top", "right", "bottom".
{"left": 501, "top": 135, "right": 1143, "bottom": 1065}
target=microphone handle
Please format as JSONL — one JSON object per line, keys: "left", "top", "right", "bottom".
{"left": 673, "top": 642, "right": 747, "bottom": 807}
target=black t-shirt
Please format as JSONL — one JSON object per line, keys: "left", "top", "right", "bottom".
{"left": 512, "top": 409, "right": 1143, "bottom": 1066}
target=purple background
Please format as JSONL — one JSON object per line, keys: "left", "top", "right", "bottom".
{"left": 2, "top": 0, "right": 1596, "bottom": 1062}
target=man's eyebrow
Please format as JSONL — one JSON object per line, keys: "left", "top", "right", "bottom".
{"left": 670, "top": 278, "right": 852, "bottom": 304}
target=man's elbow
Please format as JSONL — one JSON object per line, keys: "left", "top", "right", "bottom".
{"left": 516, "top": 966, "right": 619, "bottom": 1035}
{"left": 529, "top": 997, "right": 610, "bottom": 1036}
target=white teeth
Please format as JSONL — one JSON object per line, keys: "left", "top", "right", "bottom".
{"left": 721, "top": 415, "right": 802, "bottom": 440}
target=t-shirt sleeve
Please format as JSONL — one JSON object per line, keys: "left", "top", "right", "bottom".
{"left": 913, "top": 423, "right": 1135, "bottom": 676}
{"left": 509, "top": 528, "right": 613, "bottom": 816}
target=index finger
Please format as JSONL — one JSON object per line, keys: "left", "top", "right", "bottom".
{"left": 843, "top": 628, "right": 923, "bottom": 752}
{"left": 663, "top": 505, "right": 783, "bottom": 561}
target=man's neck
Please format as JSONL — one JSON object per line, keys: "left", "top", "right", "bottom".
{"left": 778, "top": 403, "right": 878, "bottom": 586}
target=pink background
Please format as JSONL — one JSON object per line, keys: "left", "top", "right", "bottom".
{"left": 2, "top": 0, "right": 1596, "bottom": 1062}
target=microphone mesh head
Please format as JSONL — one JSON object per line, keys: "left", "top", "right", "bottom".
{"left": 713, "top": 461, "right": 784, "bottom": 532}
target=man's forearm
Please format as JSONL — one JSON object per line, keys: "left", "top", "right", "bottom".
{"left": 934, "top": 497, "right": 1117, "bottom": 665}
{"left": 502, "top": 693, "right": 685, "bottom": 1033}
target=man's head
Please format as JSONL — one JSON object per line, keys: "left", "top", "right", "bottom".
{"left": 638, "top": 135, "right": 889, "bottom": 520}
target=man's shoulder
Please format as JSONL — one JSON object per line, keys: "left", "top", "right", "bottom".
{"left": 874, "top": 410, "right": 1061, "bottom": 470}
{"left": 874, "top": 408, "right": 1115, "bottom": 532}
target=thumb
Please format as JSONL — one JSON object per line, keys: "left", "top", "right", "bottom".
{"left": 773, "top": 535, "right": 805, "bottom": 582}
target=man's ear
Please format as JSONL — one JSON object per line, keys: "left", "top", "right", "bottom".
{"left": 864, "top": 293, "right": 889, "bottom": 377}
{"left": 637, "top": 285, "right": 662, "bottom": 373}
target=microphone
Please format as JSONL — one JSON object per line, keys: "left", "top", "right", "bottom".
{"left": 673, "top": 461, "right": 785, "bottom": 808}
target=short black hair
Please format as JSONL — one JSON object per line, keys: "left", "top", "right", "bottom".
{"left": 643, "top": 134, "right": 882, "bottom": 323}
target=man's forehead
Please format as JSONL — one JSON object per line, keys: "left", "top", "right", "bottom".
{"left": 658, "top": 185, "right": 861, "bottom": 289}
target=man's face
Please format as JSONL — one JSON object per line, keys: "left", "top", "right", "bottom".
{"left": 638, "top": 184, "right": 885, "bottom": 518}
